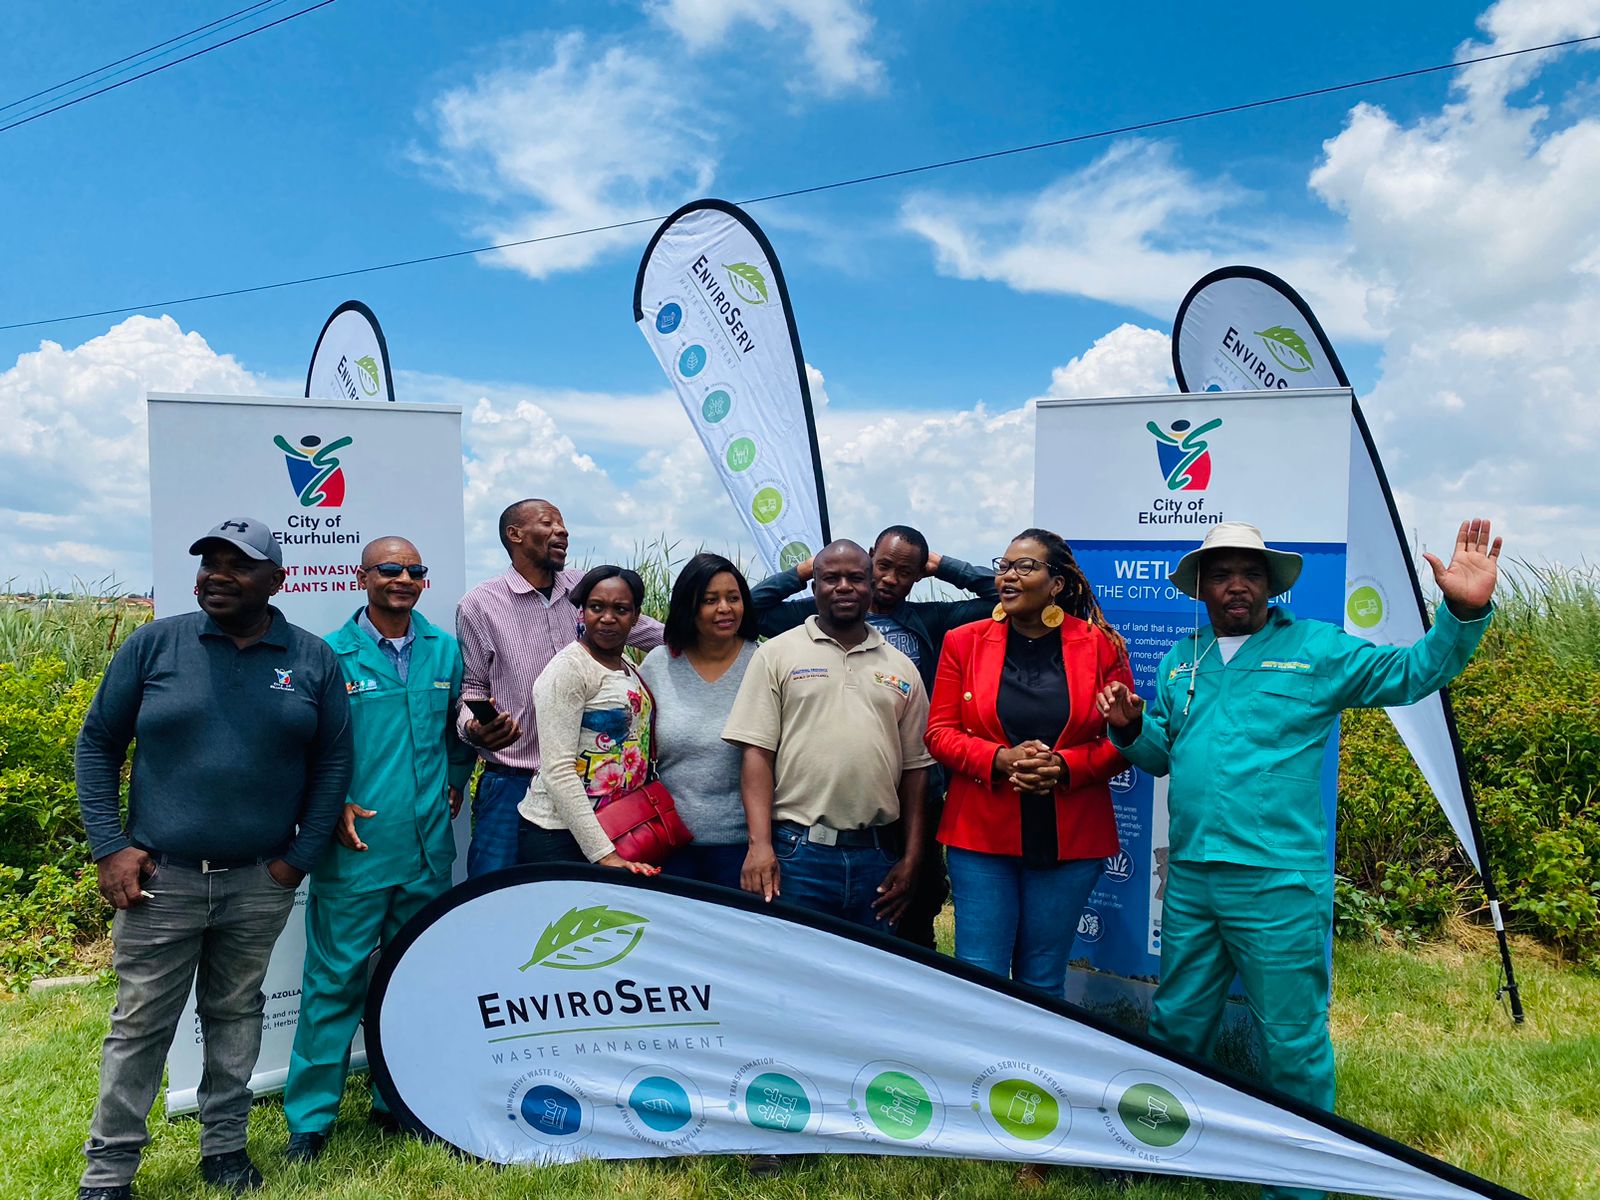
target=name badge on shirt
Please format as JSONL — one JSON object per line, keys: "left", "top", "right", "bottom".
{"left": 432, "top": 678, "right": 452, "bottom": 689}
{"left": 872, "top": 671, "right": 912, "bottom": 698}
{"left": 347, "top": 678, "right": 380, "bottom": 696}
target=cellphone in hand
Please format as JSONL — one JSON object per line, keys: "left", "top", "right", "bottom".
{"left": 465, "top": 699, "right": 501, "bottom": 725}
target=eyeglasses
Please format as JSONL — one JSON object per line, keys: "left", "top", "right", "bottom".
{"left": 992, "top": 557, "right": 1047, "bottom": 576}
{"left": 369, "top": 563, "right": 429, "bottom": 579}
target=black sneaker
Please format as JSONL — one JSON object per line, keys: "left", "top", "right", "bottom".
{"left": 77, "top": 1188, "right": 133, "bottom": 1200}
{"left": 367, "top": 1108, "right": 401, "bottom": 1134}
{"left": 283, "top": 1131, "right": 328, "bottom": 1163}
{"left": 199, "top": 1149, "right": 264, "bottom": 1194}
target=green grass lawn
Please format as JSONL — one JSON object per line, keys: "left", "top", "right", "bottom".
{"left": 2, "top": 932, "right": 1594, "bottom": 1200}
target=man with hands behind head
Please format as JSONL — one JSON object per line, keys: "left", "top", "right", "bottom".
{"left": 282, "top": 536, "right": 476, "bottom": 1163}
{"left": 1096, "top": 519, "right": 1501, "bottom": 1200}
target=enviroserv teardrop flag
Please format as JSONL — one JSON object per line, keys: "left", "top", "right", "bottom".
{"left": 1170, "top": 266, "right": 1490, "bottom": 879}
{"left": 366, "top": 867, "right": 1524, "bottom": 1200}
{"left": 306, "top": 299, "right": 395, "bottom": 403}
{"left": 634, "top": 199, "right": 830, "bottom": 573}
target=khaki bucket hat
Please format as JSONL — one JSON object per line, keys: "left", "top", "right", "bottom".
{"left": 1171, "top": 522, "right": 1302, "bottom": 599}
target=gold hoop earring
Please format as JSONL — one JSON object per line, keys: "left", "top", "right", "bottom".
{"left": 992, "top": 602, "right": 1007, "bottom": 622}
{"left": 1041, "top": 604, "right": 1065, "bottom": 628}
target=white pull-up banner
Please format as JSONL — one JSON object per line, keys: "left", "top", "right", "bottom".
{"left": 146, "top": 391, "right": 465, "bottom": 1113}
{"left": 1170, "top": 266, "right": 1490, "bottom": 878}
{"left": 306, "top": 300, "right": 396, "bottom": 404}
{"left": 367, "top": 868, "right": 1523, "bottom": 1199}
{"left": 634, "top": 198, "right": 830, "bottom": 574}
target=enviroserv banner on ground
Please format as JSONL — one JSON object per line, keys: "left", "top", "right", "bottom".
{"left": 366, "top": 868, "right": 1520, "bottom": 1200}
{"left": 634, "top": 199, "right": 830, "bottom": 574}
{"left": 1035, "top": 390, "right": 1350, "bottom": 982}
{"left": 146, "top": 392, "right": 465, "bottom": 1113}
{"left": 1172, "top": 266, "right": 1487, "bottom": 876}
{"left": 305, "top": 300, "right": 395, "bottom": 403}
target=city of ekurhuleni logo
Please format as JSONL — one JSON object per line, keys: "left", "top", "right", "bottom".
{"left": 1254, "top": 325, "right": 1315, "bottom": 374}
{"left": 519, "top": 905, "right": 650, "bottom": 971}
{"left": 274, "top": 434, "right": 352, "bottom": 508}
{"left": 723, "top": 261, "right": 770, "bottom": 305}
{"left": 1147, "top": 417, "right": 1222, "bottom": 492}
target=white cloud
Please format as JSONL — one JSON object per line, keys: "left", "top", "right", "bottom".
{"left": 901, "top": 141, "right": 1377, "bottom": 340}
{"left": 1309, "top": 0, "right": 1600, "bottom": 559}
{"left": 0, "top": 316, "right": 261, "bottom": 589}
{"left": 648, "top": 0, "right": 884, "bottom": 96}
{"left": 1039, "top": 323, "right": 1174, "bottom": 400}
{"left": 419, "top": 33, "right": 717, "bottom": 279}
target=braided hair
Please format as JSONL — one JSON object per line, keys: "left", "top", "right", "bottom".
{"left": 1013, "top": 527, "right": 1127, "bottom": 659}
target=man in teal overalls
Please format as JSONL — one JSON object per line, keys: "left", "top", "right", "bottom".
{"left": 1098, "top": 519, "right": 1501, "bottom": 1200}
{"left": 284, "top": 536, "right": 475, "bottom": 1161}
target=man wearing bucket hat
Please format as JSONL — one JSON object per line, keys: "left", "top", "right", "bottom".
{"left": 1096, "top": 518, "right": 1500, "bottom": 1200}
{"left": 75, "top": 518, "right": 353, "bottom": 1198}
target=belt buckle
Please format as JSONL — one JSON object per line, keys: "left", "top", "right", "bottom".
{"left": 806, "top": 824, "right": 839, "bottom": 847}
{"left": 199, "top": 859, "right": 229, "bottom": 874}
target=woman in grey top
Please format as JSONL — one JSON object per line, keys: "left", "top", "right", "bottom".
{"left": 638, "top": 553, "right": 758, "bottom": 889}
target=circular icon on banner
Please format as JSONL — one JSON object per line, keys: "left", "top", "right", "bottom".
{"left": 655, "top": 303, "right": 683, "bottom": 335}
{"left": 1108, "top": 766, "right": 1137, "bottom": 794}
{"left": 701, "top": 389, "right": 732, "bottom": 424}
{"left": 1103, "top": 851, "right": 1133, "bottom": 884}
{"left": 629, "top": 1076, "right": 692, "bottom": 1132}
{"left": 725, "top": 437, "right": 758, "bottom": 473}
{"left": 778, "top": 541, "right": 812, "bottom": 571}
{"left": 1346, "top": 580, "right": 1387, "bottom": 630}
{"left": 751, "top": 486, "right": 784, "bottom": 525}
{"left": 506, "top": 1071, "right": 593, "bottom": 1147}
{"left": 1077, "top": 906, "right": 1105, "bottom": 943}
{"left": 678, "top": 344, "right": 708, "bottom": 378}
{"left": 745, "top": 1072, "right": 811, "bottom": 1133}
{"left": 990, "top": 1078, "right": 1059, "bottom": 1141}
{"left": 848, "top": 1063, "right": 942, "bottom": 1143}
{"left": 1101, "top": 1071, "right": 1202, "bottom": 1160}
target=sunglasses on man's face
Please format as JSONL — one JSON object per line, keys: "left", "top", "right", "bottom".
{"left": 369, "top": 562, "right": 429, "bottom": 579}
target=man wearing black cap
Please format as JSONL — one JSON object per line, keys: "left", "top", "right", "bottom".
{"left": 74, "top": 518, "right": 353, "bottom": 1199}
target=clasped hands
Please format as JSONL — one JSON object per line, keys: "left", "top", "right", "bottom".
{"left": 993, "top": 740, "right": 1066, "bottom": 793}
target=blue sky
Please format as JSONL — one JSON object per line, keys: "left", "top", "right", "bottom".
{"left": 2, "top": 0, "right": 1598, "bottom": 586}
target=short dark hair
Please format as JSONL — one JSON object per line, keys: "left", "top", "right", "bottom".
{"left": 663, "top": 553, "right": 757, "bottom": 653}
{"left": 872, "top": 525, "right": 930, "bottom": 568}
{"left": 568, "top": 564, "right": 645, "bottom": 610}
{"left": 497, "top": 498, "right": 552, "bottom": 557}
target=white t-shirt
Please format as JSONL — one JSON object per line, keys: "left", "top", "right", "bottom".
{"left": 1216, "top": 634, "right": 1251, "bottom": 664}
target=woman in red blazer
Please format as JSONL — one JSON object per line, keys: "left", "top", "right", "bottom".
{"left": 926, "top": 528, "right": 1132, "bottom": 994}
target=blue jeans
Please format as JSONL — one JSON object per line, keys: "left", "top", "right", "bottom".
{"left": 661, "top": 843, "right": 746, "bottom": 891}
{"left": 946, "top": 846, "right": 1102, "bottom": 995}
{"left": 468, "top": 768, "right": 529, "bottom": 877}
{"left": 82, "top": 860, "right": 298, "bottom": 1188}
{"left": 773, "top": 823, "right": 897, "bottom": 929}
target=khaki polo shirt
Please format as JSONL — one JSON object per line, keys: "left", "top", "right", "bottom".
{"left": 722, "top": 616, "right": 934, "bottom": 830}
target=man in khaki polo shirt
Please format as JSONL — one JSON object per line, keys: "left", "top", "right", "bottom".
{"left": 724, "top": 540, "right": 932, "bottom": 929}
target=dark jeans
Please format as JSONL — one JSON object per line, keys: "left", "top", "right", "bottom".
{"left": 468, "top": 768, "right": 531, "bottom": 877}
{"left": 891, "top": 795, "right": 948, "bottom": 949}
{"left": 516, "top": 817, "right": 586, "bottom": 864}
{"left": 773, "top": 823, "right": 897, "bottom": 929}
{"left": 946, "top": 846, "right": 1102, "bottom": 995}
{"left": 82, "top": 859, "right": 298, "bottom": 1188}
{"left": 661, "top": 843, "right": 746, "bottom": 891}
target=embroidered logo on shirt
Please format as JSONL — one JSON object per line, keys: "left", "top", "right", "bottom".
{"left": 1259, "top": 660, "right": 1312, "bottom": 671}
{"left": 347, "top": 678, "right": 379, "bottom": 695}
{"left": 432, "top": 678, "right": 451, "bottom": 689}
{"left": 872, "top": 671, "right": 913, "bottom": 698}
{"left": 270, "top": 668, "right": 295, "bottom": 692}
{"left": 789, "top": 667, "right": 829, "bottom": 681}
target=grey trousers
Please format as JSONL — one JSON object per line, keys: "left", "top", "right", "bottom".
{"left": 81, "top": 859, "right": 298, "bottom": 1188}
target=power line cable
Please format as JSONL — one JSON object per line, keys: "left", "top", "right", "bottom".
{"left": 2, "top": 2, "right": 293, "bottom": 126}
{"left": 0, "top": 0, "right": 338, "bottom": 137}
{"left": 4, "top": 30, "right": 1597, "bottom": 333}
{"left": 0, "top": 0, "right": 279, "bottom": 115}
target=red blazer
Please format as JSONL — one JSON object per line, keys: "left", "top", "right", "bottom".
{"left": 927, "top": 615, "right": 1132, "bottom": 860}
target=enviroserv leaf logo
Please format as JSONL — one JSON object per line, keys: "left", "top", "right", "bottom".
{"left": 354, "top": 355, "right": 381, "bottom": 396}
{"left": 274, "top": 434, "right": 352, "bottom": 508}
{"left": 723, "top": 262, "right": 770, "bottom": 305}
{"left": 1147, "top": 417, "right": 1221, "bottom": 492}
{"left": 519, "top": 905, "right": 649, "bottom": 971}
{"left": 1255, "top": 326, "right": 1314, "bottom": 374}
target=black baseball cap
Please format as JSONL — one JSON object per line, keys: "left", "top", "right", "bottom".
{"left": 189, "top": 518, "right": 284, "bottom": 567}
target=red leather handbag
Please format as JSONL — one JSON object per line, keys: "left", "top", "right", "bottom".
{"left": 594, "top": 670, "right": 693, "bottom": 866}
